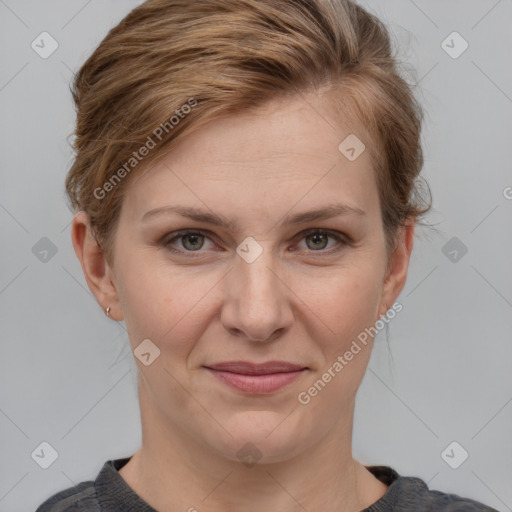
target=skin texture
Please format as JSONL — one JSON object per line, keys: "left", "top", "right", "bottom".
{"left": 72, "top": 91, "right": 414, "bottom": 512}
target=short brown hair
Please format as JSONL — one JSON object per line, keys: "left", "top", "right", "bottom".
{"left": 65, "top": 0, "right": 431, "bottom": 265}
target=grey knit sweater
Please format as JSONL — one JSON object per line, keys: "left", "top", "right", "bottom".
{"left": 35, "top": 458, "right": 499, "bottom": 511}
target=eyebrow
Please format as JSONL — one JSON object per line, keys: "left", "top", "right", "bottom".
{"left": 141, "top": 203, "right": 366, "bottom": 231}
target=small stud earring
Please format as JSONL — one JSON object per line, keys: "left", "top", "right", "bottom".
{"left": 105, "top": 306, "right": 111, "bottom": 318}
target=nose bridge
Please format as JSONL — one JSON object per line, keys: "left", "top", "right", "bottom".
{"left": 240, "top": 250, "right": 278, "bottom": 303}
{"left": 221, "top": 241, "right": 292, "bottom": 341}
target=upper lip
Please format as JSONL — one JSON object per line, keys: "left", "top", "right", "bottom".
{"left": 204, "top": 361, "right": 307, "bottom": 375}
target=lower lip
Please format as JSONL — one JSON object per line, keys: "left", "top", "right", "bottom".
{"left": 205, "top": 368, "right": 306, "bottom": 394}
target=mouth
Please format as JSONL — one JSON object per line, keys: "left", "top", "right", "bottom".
{"left": 203, "top": 361, "right": 308, "bottom": 394}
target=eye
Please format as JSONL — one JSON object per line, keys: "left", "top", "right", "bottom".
{"left": 164, "top": 230, "right": 216, "bottom": 254}
{"left": 162, "top": 228, "right": 347, "bottom": 257}
{"left": 294, "top": 229, "right": 347, "bottom": 254}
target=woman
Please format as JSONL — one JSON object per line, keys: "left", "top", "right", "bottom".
{"left": 36, "top": 0, "right": 498, "bottom": 510}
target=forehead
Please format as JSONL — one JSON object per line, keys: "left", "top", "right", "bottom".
{"left": 122, "top": 92, "right": 380, "bottom": 224}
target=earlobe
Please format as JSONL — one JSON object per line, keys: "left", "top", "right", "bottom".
{"left": 71, "top": 211, "right": 123, "bottom": 321}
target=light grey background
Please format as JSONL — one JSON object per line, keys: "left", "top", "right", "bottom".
{"left": 1, "top": 1, "right": 511, "bottom": 511}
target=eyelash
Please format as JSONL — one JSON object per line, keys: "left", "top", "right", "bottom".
{"left": 162, "top": 229, "right": 348, "bottom": 257}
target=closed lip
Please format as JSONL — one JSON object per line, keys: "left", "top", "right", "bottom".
{"left": 203, "top": 361, "right": 307, "bottom": 375}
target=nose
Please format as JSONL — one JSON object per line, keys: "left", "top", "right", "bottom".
{"left": 220, "top": 244, "right": 294, "bottom": 342}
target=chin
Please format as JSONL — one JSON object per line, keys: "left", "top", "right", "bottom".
{"left": 206, "top": 409, "right": 312, "bottom": 465}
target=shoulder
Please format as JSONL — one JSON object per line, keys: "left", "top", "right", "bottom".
{"left": 35, "top": 480, "right": 99, "bottom": 512}
{"left": 396, "top": 476, "right": 498, "bottom": 511}
{"left": 365, "top": 466, "right": 499, "bottom": 511}
{"left": 35, "top": 457, "right": 135, "bottom": 512}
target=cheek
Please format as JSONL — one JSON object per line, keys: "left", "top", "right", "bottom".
{"left": 115, "top": 255, "right": 221, "bottom": 354}
{"left": 291, "top": 260, "right": 383, "bottom": 346}
{"left": 293, "top": 268, "right": 383, "bottom": 416}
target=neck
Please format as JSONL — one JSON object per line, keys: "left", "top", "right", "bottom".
{"left": 119, "top": 382, "right": 388, "bottom": 512}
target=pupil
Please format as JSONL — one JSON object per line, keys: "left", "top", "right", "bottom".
{"left": 184, "top": 234, "right": 203, "bottom": 250}
{"left": 308, "top": 233, "right": 327, "bottom": 250}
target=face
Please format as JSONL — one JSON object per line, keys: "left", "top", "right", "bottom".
{"left": 76, "top": 91, "right": 412, "bottom": 465}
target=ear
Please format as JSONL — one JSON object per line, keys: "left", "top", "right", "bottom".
{"left": 71, "top": 211, "right": 123, "bottom": 321}
{"left": 378, "top": 218, "right": 415, "bottom": 319}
